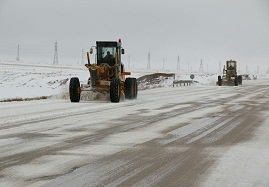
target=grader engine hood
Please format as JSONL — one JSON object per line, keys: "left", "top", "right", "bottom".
{"left": 95, "top": 64, "right": 111, "bottom": 77}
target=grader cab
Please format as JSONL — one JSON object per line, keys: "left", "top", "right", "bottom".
{"left": 217, "top": 60, "right": 242, "bottom": 86}
{"left": 69, "top": 39, "right": 138, "bottom": 103}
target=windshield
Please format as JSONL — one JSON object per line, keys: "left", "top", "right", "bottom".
{"left": 97, "top": 46, "right": 117, "bottom": 65}
{"left": 227, "top": 61, "right": 235, "bottom": 70}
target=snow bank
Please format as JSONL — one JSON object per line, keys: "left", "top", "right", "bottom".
{"left": 1, "top": 61, "right": 268, "bottom": 101}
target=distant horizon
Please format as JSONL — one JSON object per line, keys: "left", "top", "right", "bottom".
{"left": 0, "top": 41, "right": 268, "bottom": 74}
{"left": 1, "top": 57, "right": 268, "bottom": 75}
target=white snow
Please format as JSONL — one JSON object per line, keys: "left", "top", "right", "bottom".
{"left": 2, "top": 61, "right": 266, "bottom": 102}
{"left": 0, "top": 62, "right": 87, "bottom": 100}
{"left": 202, "top": 116, "right": 269, "bottom": 187}
{"left": 0, "top": 61, "right": 221, "bottom": 101}
{"left": 1, "top": 61, "right": 269, "bottom": 186}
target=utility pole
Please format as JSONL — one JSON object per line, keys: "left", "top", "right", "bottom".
{"left": 53, "top": 41, "right": 58, "bottom": 65}
{"left": 199, "top": 59, "right": 203, "bottom": 72}
{"left": 128, "top": 55, "right": 130, "bottom": 68}
{"left": 257, "top": 66, "right": 259, "bottom": 74}
{"left": 147, "top": 52, "right": 151, "bottom": 69}
{"left": 82, "top": 49, "right": 84, "bottom": 64}
{"left": 177, "top": 55, "right": 180, "bottom": 70}
{"left": 16, "top": 44, "right": 20, "bottom": 62}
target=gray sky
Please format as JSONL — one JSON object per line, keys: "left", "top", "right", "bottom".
{"left": 0, "top": 0, "right": 269, "bottom": 73}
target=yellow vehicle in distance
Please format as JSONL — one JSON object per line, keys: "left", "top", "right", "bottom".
{"left": 218, "top": 60, "right": 242, "bottom": 86}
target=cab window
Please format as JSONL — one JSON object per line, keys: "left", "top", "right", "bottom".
{"left": 97, "top": 46, "right": 116, "bottom": 65}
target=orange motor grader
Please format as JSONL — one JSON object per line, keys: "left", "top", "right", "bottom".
{"left": 217, "top": 59, "right": 242, "bottom": 86}
{"left": 69, "top": 39, "right": 138, "bottom": 103}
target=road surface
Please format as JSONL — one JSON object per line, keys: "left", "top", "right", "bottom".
{"left": 0, "top": 79, "right": 269, "bottom": 187}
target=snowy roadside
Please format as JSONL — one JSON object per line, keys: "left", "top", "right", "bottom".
{"left": 0, "top": 61, "right": 266, "bottom": 102}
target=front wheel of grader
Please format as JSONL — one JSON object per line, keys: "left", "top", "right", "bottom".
{"left": 69, "top": 77, "right": 81, "bottom": 102}
{"left": 110, "top": 77, "right": 121, "bottom": 103}
{"left": 218, "top": 76, "right": 222, "bottom": 86}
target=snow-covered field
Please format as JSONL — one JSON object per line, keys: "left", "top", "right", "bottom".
{"left": 0, "top": 61, "right": 221, "bottom": 101}
{"left": 0, "top": 62, "right": 87, "bottom": 100}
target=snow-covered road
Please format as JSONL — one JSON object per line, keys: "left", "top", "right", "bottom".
{"left": 1, "top": 76, "right": 269, "bottom": 187}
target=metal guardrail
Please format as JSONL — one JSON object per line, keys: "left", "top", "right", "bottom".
{"left": 173, "top": 80, "right": 193, "bottom": 87}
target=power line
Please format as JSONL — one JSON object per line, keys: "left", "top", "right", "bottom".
{"left": 0, "top": 43, "right": 51, "bottom": 52}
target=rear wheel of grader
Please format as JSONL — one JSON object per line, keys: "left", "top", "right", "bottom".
{"left": 124, "top": 78, "right": 133, "bottom": 99}
{"left": 238, "top": 75, "right": 242, "bottom": 85}
{"left": 110, "top": 77, "right": 121, "bottom": 103}
{"left": 124, "top": 78, "right": 138, "bottom": 99}
{"left": 218, "top": 76, "right": 222, "bottom": 86}
{"left": 133, "top": 78, "right": 138, "bottom": 99}
{"left": 69, "top": 77, "right": 81, "bottom": 102}
{"left": 234, "top": 76, "right": 238, "bottom": 86}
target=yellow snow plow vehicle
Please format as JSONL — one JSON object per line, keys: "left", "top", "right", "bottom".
{"left": 69, "top": 39, "right": 138, "bottom": 103}
{"left": 217, "top": 59, "right": 242, "bottom": 86}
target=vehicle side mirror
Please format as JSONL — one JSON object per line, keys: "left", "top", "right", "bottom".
{"left": 90, "top": 48, "right": 93, "bottom": 54}
{"left": 121, "top": 48, "right": 125, "bottom": 54}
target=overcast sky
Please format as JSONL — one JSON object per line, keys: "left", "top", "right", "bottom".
{"left": 0, "top": 0, "right": 269, "bottom": 73}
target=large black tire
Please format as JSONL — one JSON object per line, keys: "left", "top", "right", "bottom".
{"left": 124, "top": 78, "right": 138, "bottom": 99}
{"left": 110, "top": 77, "right": 121, "bottom": 103}
{"left": 133, "top": 78, "right": 138, "bottom": 99}
{"left": 234, "top": 76, "right": 238, "bottom": 86}
{"left": 124, "top": 78, "right": 134, "bottom": 99}
{"left": 238, "top": 75, "right": 242, "bottom": 85}
{"left": 90, "top": 69, "right": 97, "bottom": 87}
{"left": 69, "top": 77, "right": 81, "bottom": 102}
{"left": 218, "top": 76, "right": 222, "bottom": 86}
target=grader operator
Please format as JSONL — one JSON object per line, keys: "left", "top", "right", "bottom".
{"left": 69, "top": 39, "right": 138, "bottom": 103}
